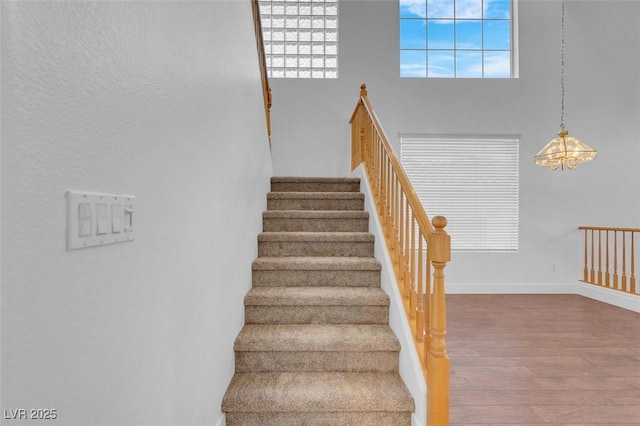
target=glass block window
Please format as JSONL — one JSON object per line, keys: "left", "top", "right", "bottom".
{"left": 401, "top": 135, "right": 519, "bottom": 251}
{"left": 400, "top": 0, "right": 515, "bottom": 78}
{"left": 259, "top": 0, "right": 339, "bottom": 79}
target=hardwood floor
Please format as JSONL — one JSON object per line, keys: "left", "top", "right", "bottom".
{"left": 446, "top": 294, "right": 640, "bottom": 425}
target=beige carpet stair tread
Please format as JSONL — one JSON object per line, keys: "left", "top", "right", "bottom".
{"left": 252, "top": 256, "right": 381, "bottom": 271}
{"left": 222, "top": 372, "right": 415, "bottom": 413}
{"left": 263, "top": 210, "right": 368, "bottom": 219}
{"left": 234, "top": 324, "right": 400, "bottom": 352}
{"left": 271, "top": 177, "right": 361, "bottom": 184}
{"left": 268, "top": 192, "right": 365, "bottom": 201}
{"left": 270, "top": 177, "right": 361, "bottom": 193}
{"left": 225, "top": 410, "right": 410, "bottom": 425}
{"left": 258, "top": 232, "right": 373, "bottom": 242}
{"left": 245, "top": 287, "right": 389, "bottom": 306}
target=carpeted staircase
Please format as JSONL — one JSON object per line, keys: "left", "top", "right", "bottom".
{"left": 222, "top": 177, "right": 415, "bottom": 425}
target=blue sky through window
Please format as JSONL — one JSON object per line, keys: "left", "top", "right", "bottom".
{"left": 400, "top": 0, "right": 512, "bottom": 78}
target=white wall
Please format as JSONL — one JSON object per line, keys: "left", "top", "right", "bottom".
{"left": 1, "top": 2, "right": 272, "bottom": 425}
{"left": 270, "top": 0, "right": 640, "bottom": 289}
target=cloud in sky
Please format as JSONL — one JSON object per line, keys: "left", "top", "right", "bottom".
{"left": 401, "top": 50, "right": 510, "bottom": 78}
{"left": 401, "top": 62, "right": 428, "bottom": 77}
{"left": 481, "top": 51, "right": 511, "bottom": 77}
{"left": 400, "top": 0, "right": 509, "bottom": 20}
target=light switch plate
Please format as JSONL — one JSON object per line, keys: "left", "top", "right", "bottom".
{"left": 66, "top": 191, "right": 136, "bottom": 250}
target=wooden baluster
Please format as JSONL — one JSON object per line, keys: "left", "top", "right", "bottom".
{"left": 614, "top": 231, "right": 619, "bottom": 290}
{"left": 425, "top": 247, "right": 432, "bottom": 356}
{"left": 388, "top": 172, "right": 395, "bottom": 267}
{"left": 394, "top": 177, "right": 399, "bottom": 269}
{"left": 427, "top": 216, "right": 450, "bottom": 426}
{"left": 380, "top": 136, "right": 384, "bottom": 204}
{"left": 583, "top": 229, "right": 588, "bottom": 282}
{"left": 417, "top": 233, "right": 424, "bottom": 344}
{"left": 408, "top": 215, "right": 416, "bottom": 304}
{"left": 351, "top": 105, "right": 360, "bottom": 170}
{"left": 622, "top": 231, "right": 627, "bottom": 292}
{"left": 605, "top": 230, "right": 610, "bottom": 287}
{"left": 597, "top": 230, "right": 603, "bottom": 285}
{"left": 404, "top": 203, "right": 411, "bottom": 300}
{"left": 631, "top": 231, "right": 636, "bottom": 294}
{"left": 386, "top": 159, "right": 392, "bottom": 244}
{"left": 398, "top": 193, "right": 405, "bottom": 293}
{"left": 410, "top": 218, "right": 417, "bottom": 318}
{"left": 378, "top": 141, "right": 384, "bottom": 219}
{"left": 373, "top": 131, "right": 378, "bottom": 210}
{"left": 590, "top": 230, "right": 595, "bottom": 283}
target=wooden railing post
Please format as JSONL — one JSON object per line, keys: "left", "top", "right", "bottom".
{"left": 427, "top": 216, "right": 450, "bottom": 426}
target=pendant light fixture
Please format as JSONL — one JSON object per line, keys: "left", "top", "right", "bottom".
{"left": 535, "top": 1, "right": 597, "bottom": 171}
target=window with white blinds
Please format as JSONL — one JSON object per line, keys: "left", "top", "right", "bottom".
{"left": 401, "top": 135, "right": 519, "bottom": 251}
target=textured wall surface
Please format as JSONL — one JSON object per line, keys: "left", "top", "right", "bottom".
{"left": 269, "top": 0, "right": 640, "bottom": 288}
{"left": 1, "top": 1, "right": 272, "bottom": 424}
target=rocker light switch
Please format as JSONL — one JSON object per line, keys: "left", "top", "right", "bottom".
{"left": 123, "top": 205, "right": 134, "bottom": 233}
{"left": 96, "top": 204, "right": 108, "bottom": 235}
{"left": 112, "top": 204, "right": 122, "bottom": 233}
{"left": 78, "top": 203, "right": 92, "bottom": 237}
{"left": 67, "top": 191, "right": 136, "bottom": 250}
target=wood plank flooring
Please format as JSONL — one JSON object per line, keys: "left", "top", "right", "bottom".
{"left": 446, "top": 294, "right": 640, "bottom": 425}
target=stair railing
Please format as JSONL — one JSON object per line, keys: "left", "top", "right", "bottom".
{"left": 350, "top": 84, "right": 451, "bottom": 425}
{"left": 579, "top": 226, "right": 639, "bottom": 295}
{"left": 251, "top": 0, "right": 272, "bottom": 148}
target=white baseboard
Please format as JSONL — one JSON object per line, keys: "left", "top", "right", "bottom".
{"left": 577, "top": 283, "right": 640, "bottom": 313}
{"left": 412, "top": 412, "right": 422, "bottom": 426}
{"left": 354, "top": 165, "right": 427, "bottom": 425}
{"left": 447, "top": 282, "right": 576, "bottom": 294}
{"left": 215, "top": 413, "right": 225, "bottom": 426}
{"left": 446, "top": 282, "right": 640, "bottom": 313}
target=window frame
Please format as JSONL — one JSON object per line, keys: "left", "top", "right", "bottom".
{"left": 399, "top": 0, "right": 519, "bottom": 78}
{"left": 259, "top": 0, "right": 339, "bottom": 79}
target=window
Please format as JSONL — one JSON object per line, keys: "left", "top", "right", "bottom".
{"left": 401, "top": 135, "right": 519, "bottom": 251}
{"left": 400, "top": 0, "right": 515, "bottom": 78}
{"left": 259, "top": 0, "right": 338, "bottom": 78}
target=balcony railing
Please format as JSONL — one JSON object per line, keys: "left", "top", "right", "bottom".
{"left": 579, "top": 226, "right": 638, "bottom": 295}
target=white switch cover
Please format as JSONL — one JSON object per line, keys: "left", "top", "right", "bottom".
{"left": 67, "top": 191, "right": 136, "bottom": 250}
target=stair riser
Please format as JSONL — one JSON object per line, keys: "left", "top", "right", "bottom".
{"left": 263, "top": 218, "right": 368, "bottom": 232}
{"left": 252, "top": 270, "right": 381, "bottom": 287}
{"left": 271, "top": 182, "right": 360, "bottom": 193}
{"left": 245, "top": 305, "right": 388, "bottom": 324}
{"left": 235, "top": 351, "right": 398, "bottom": 373}
{"left": 225, "top": 411, "right": 412, "bottom": 425}
{"left": 258, "top": 241, "right": 374, "bottom": 257}
{"left": 267, "top": 199, "right": 364, "bottom": 211}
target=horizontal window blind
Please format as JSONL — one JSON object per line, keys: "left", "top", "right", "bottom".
{"left": 401, "top": 136, "right": 519, "bottom": 251}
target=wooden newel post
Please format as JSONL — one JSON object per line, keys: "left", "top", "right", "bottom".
{"left": 427, "top": 216, "right": 450, "bottom": 426}
{"left": 359, "top": 84, "right": 368, "bottom": 167}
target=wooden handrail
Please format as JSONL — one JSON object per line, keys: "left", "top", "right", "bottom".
{"left": 579, "top": 225, "right": 638, "bottom": 295}
{"left": 350, "top": 84, "right": 450, "bottom": 425}
{"left": 251, "top": 0, "right": 272, "bottom": 148}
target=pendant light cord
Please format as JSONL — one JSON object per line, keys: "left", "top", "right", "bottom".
{"left": 560, "top": 1, "right": 565, "bottom": 131}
